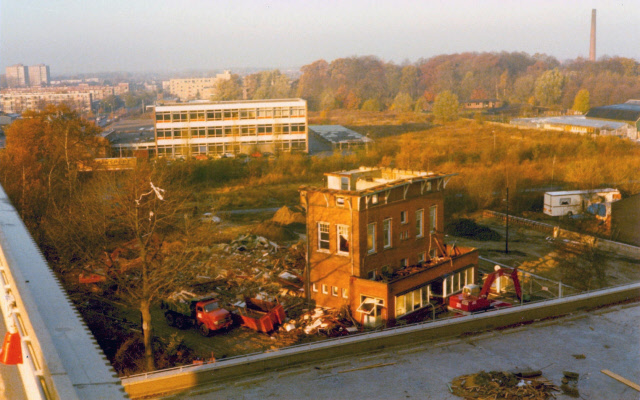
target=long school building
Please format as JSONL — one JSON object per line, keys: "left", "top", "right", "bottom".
{"left": 154, "top": 99, "right": 308, "bottom": 158}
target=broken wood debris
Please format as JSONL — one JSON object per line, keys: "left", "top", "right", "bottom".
{"left": 288, "top": 306, "right": 358, "bottom": 337}
{"left": 600, "top": 369, "right": 640, "bottom": 392}
{"left": 450, "top": 370, "right": 559, "bottom": 399}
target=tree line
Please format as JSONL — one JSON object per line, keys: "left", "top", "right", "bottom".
{"left": 211, "top": 52, "right": 640, "bottom": 113}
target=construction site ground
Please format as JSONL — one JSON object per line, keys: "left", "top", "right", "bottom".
{"left": 167, "top": 301, "right": 640, "bottom": 400}
{"left": 147, "top": 212, "right": 639, "bottom": 365}
{"left": 447, "top": 215, "right": 640, "bottom": 285}
{"left": 148, "top": 306, "right": 325, "bottom": 362}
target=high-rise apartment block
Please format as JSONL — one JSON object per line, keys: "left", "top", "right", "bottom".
{"left": 28, "top": 64, "right": 50, "bottom": 86}
{"left": 154, "top": 99, "right": 308, "bottom": 158}
{"left": 5, "top": 64, "right": 29, "bottom": 88}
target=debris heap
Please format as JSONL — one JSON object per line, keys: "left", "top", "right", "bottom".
{"left": 284, "top": 307, "right": 359, "bottom": 337}
{"left": 450, "top": 370, "right": 559, "bottom": 399}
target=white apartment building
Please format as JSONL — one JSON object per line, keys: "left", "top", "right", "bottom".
{"left": 163, "top": 71, "right": 231, "bottom": 101}
{"left": 5, "top": 64, "right": 29, "bottom": 88}
{"left": 154, "top": 98, "right": 308, "bottom": 157}
{"left": 0, "top": 83, "right": 129, "bottom": 113}
{"left": 0, "top": 91, "right": 93, "bottom": 113}
{"left": 28, "top": 64, "right": 50, "bottom": 86}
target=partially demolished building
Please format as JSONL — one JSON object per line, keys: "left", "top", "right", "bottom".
{"left": 300, "top": 167, "right": 478, "bottom": 326}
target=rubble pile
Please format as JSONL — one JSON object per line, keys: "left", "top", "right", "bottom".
{"left": 450, "top": 371, "right": 559, "bottom": 399}
{"left": 189, "top": 234, "right": 306, "bottom": 311}
{"left": 283, "top": 307, "right": 359, "bottom": 337}
{"left": 188, "top": 234, "right": 362, "bottom": 337}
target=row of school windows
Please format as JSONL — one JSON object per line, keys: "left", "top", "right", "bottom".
{"left": 156, "top": 106, "right": 306, "bottom": 122}
{"left": 156, "top": 124, "right": 306, "bottom": 139}
{"left": 312, "top": 283, "right": 348, "bottom": 299}
{"left": 156, "top": 139, "right": 306, "bottom": 156}
{"left": 395, "top": 266, "right": 474, "bottom": 317}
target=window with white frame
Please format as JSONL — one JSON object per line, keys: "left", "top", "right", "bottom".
{"left": 341, "top": 177, "right": 349, "bottom": 190}
{"left": 395, "top": 284, "right": 431, "bottom": 317}
{"left": 337, "top": 225, "right": 350, "bottom": 255}
{"left": 367, "top": 223, "right": 376, "bottom": 254}
{"left": 442, "top": 267, "right": 474, "bottom": 297}
{"left": 383, "top": 218, "right": 392, "bottom": 248}
{"left": 400, "top": 211, "right": 407, "bottom": 224}
{"left": 416, "top": 209, "right": 424, "bottom": 238}
{"left": 429, "top": 205, "right": 437, "bottom": 234}
{"left": 342, "top": 288, "right": 348, "bottom": 298}
{"left": 400, "top": 258, "right": 408, "bottom": 268}
{"left": 312, "top": 283, "right": 318, "bottom": 292}
{"left": 418, "top": 252, "right": 426, "bottom": 264}
{"left": 322, "top": 284, "right": 328, "bottom": 294}
{"left": 332, "top": 286, "right": 338, "bottom": 296}
{"left": 318, "top": 222, "right": 330, "bottom": 251}
{"left": 367, "top": 270, "right": 376, "bottom": 280}
{"left": 371, "top": 194, "right": 379, "bottom": 204}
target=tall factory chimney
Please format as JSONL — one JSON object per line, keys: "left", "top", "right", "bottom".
{"left": 589, "top": 9, "right": 596, "bottom": 61}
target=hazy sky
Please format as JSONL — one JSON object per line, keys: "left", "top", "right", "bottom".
{"left": 1, "top": 0, "right": 639, "bottom": 75}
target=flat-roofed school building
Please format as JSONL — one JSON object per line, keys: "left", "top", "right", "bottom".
{"left": 153, "top": 99, "right": 308, "bottom": 158}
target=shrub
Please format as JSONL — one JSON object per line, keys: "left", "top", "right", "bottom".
{"left": 445, "top": 218, "right": 501, "bottom": 241}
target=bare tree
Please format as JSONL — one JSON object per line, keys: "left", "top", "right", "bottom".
{"left": 49, "top": 162, "right": 203, "bottom": 371}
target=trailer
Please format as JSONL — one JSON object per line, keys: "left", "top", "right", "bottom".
{"left": 543, "top": 188, "right": 620, "bottom": 217}
{"left": 234, "top": 298, "right": 286, "bottom": 333}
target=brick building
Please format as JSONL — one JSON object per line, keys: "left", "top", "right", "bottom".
{"left": 300, "top": 167, "right": 478, "bottom": 327}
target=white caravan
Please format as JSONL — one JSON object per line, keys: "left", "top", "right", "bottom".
{"left": 543, "top": 189, "right": 621, "bottom": 217}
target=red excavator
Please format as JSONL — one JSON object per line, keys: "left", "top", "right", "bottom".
{"left": 448, "top": 267, "right": 522, "bottom": 314}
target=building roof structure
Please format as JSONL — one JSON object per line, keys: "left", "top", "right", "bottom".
{"left": 308, "top": 125, "right": 373, "bottom": 147}
{"left": 545, "top": 188, "right": 619, "bottom": 197}
{"left": 511, "top": 115, "right": 628, "bottom": 130}
{"left": 585, "top": 101, "right": 640, "bottom": 123}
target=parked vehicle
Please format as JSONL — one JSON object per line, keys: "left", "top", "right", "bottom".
{"left": 234, "top": 298, "right": 286, "bottom": 333}
{"left": 161, "top": 292, "right": 232, "bottom": 336}
{"left": 448, "top": 267, "right": 522, "bottom": 314}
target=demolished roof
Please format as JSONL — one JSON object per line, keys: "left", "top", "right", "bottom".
{"left": 308, "top": 125, "right": 373, "bottom": 145}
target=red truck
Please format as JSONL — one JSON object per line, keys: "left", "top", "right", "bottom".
{"left": 161, "top": 293, "right": 233, "bottom": 336}
{"left": 234, "top": 298, "right": 286, "bottom": 333}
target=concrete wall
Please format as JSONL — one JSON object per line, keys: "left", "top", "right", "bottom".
{"left": 122, "top": 283, "right": 640, "bottom": 399}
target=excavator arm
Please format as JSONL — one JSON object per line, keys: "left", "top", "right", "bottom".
{"left": 479, "top": 267, "right": 522, "bottom": 300}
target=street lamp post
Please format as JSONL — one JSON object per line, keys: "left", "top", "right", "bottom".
{"left": 505, "top": 187, "right": 509, "bottom": 254}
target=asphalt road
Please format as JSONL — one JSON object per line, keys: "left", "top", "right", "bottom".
{"left": 168, "top": 302, "right": 640, "bottom": 400}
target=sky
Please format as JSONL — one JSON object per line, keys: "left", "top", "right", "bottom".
{"left": 1, "top": 0, "right": 639, "bottom": 75}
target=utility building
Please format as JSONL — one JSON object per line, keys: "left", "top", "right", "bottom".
{"left": 300, "top": 167, "right": 478, "bottom": 327}
{"left": 154, "top": 99, "right": 308, "bottom": 158}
